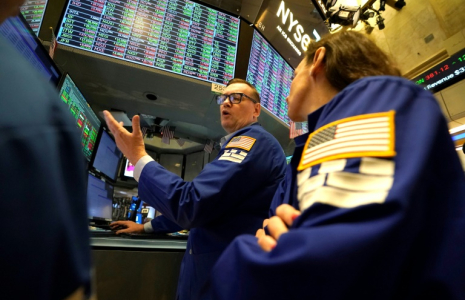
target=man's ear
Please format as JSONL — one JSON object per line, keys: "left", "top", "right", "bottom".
{"left": 310, "top": 47, "right": 326, "bottom": 77}
{"left": 253, "top": 103, "right": 261, "bottom": 119}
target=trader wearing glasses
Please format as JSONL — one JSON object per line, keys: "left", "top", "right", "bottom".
{"left": 104, "top": 78, "right": 286, "bottom": 300}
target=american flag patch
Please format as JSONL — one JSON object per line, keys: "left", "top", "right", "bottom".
{"left": 226, "top": 136, "right": 256, "bottom": 151}
{"left": 297, "top": 111, "right": 396, "bottom": 171}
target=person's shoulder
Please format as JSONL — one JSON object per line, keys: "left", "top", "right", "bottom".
{"left": 227, "top": 124, "right": 284, "bottom": 160}
{"left": 0, "top": 37, "right": 65, "bottom": 127}
{"left": 346, "top": 76, "right": 431, "bottom": 98}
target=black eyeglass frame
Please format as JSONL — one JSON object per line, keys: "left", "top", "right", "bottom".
{"left": 216, "top": 93, "right": 259, "bottom": 105}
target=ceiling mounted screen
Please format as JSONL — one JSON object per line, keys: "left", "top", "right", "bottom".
{"left": 246, "top": 30, "right": 293, "bottom": 126}
{"left": 57, "top": 0, "right": 240, "bottom": 84}
{"left": 20, "top": 0, "right": 49, "bottom": 35}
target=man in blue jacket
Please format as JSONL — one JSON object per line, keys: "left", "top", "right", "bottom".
{"left": 104, "top": 78, "right": 286, "bottom": 300}
{"left": 207, "top": 31, "right": 465, "bottom": 299}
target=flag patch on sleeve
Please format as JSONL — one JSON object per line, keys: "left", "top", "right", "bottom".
{"left": 218, "top": 149, "right": 248, "bottom": 163}
{"left": 297, "top": 111, "right": 396, "bottom": 171}
{"left": 225, "top": 136, "right": 256, "bottom": 151}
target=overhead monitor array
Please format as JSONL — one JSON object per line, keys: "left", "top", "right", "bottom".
{"left": 247, "top": 30, "right": 293, "bottom": 125}
{"left": 20, "top": 0, "right": 49, "bottom": 35}
{"left": 56, "top": 0, "right": 240, "bottom": 84}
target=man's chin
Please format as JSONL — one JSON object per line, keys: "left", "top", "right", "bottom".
{"left": 221, "top": 122, "right": 233, "bottom": 133}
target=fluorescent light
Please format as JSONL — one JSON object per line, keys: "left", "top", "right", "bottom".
{"left": 450, "top": 124, "right": 465, "bottom": 134}
{"left": 456, "top": 146, "right": 463, "bottom": 151}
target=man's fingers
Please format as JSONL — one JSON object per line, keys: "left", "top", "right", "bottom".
{"left": 267, "top": 216, "right": 289, "bottom": 241}
{"left": 255, "top": 228, "right": 265, "bottom": 238}
{"left": 257, "top": 235, "right": 277, "bottom": 252}
{"left": 262, "top": 218, "right": 269, "bottom": 229}
{"left": 275, "top": 204, "right": 301, "bottom": 227}
{"left": 116, "top": 228, "right": 133, "bottom": 234}
{"left": 110, "top": 221, "right": 128, "bottom": 227}
{"left": 131, "top": 115, "right": 142, "bottom": 136}
{"left": 103, "top": 111, "right": 123, "bottom": 139}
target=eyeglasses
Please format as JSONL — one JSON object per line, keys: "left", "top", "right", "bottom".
{"left": 216, "top": 93, "right": 258, "bottom": 105}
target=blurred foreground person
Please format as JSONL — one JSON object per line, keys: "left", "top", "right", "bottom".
{"left": 0, "top": 2, "right": 91, "bottom": 299}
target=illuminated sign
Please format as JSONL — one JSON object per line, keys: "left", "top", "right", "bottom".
{"left": 276, "top": 1, "right": 312, "bottom": 56}
{"left": 412, "top": 48, "right": 465, "bottom": 93}
{"left": 254, "top": 0, "right": 328, "bottom": 68}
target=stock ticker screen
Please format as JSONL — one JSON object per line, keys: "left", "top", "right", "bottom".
{"left": 20, "top": 0, "right": 48, "bottom": 35}
{"left": 59, "top": 74, "right": 101, "bottom": 161}
{"left": 247, "top": 30, "right": 293, "bottom": 125}
{"left": 412, "top": 48, "right": 465, "bottom": 93}
{"left": 57, "top": 0, "right": 240, "bottom": 84}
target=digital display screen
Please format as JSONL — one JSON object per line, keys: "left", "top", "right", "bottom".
{"left": 0, "top": 14, "right": 60, "bottom": 85}
{"left": 412, "top": 48, "right": 465, "bottom": 93}
{"left": 123, "top": 158, "right": 135, "bottom": 178}
{"left": 246, "top": 30, "right": 293, "bottom": 125}
{"left": 57, "top": 0, "right": 240, "bottom": 84}
{"left": 58, "top": 74, "right": 101, "bottom": 161}
{"left": 20, "top": 0, "right": 49, "bottom": 35}
{"left": 91, "top": 130, "right": 122, "bottom": 181}
{"left": 87, "top": 173, "right": 114, "bottom": 220}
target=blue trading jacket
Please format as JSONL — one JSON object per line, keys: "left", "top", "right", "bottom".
{"left": 207, "top": 76, "right": 465, "bottom": 300}
{"left": 0, "top": 36, "right": 91, "bottom": 299}
{"left": 138, "top": 123, "right": 286, "bottom": 300}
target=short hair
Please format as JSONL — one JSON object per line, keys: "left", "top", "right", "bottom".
{"left": 305, "top": 31, "right": 401, "bottom": 91}
{"left": 227, "top": 78, "right": 261, "bottom": 103}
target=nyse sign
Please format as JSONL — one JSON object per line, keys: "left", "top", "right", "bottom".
{"left": 254, "top": 0, "right": 328, "bottom": 68}
{"left": 276, "top": 0, "right": 313, "bottom": 56}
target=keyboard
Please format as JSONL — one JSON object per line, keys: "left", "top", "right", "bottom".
{"left": 120, "top": 232, "right": 188, "bottom": 240}
{"left": 90, "top": 224, "right": 112, "bottom": 230}
{"left": 89, "top": 230, "right": 118, "bottom": 237}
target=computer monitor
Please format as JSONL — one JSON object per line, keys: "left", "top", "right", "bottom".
{"left": 246, "top": 29, "right": 294, "bottom": 126}
{"left": 56, "top": 0, "right": 240, "bottom": 84}
{"left": 87, "top": 173, "right": 114, "bottom": 222}
{"left": 122, "top": 158, "right": 135, "bottom": 180}
{"left": 90, "top": 128, "right": 122, "bottom": 182}
{"left": 20, "top": 0, "right": 49, "bottom": 35}
{"left": 0, "top": 13, "right": 61, "bottom": 85}
{"left": 58, "top": 73, "right": 101, "bottom": 161}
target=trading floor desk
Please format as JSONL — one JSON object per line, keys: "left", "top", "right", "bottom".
{"left": 91, "top": 237, "right": 187, "bottom": 300}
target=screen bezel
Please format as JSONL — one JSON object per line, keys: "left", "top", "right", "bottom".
{"left": 55, "top": 0, "right": 241, "bottom": 85}
{"left": 89, "top": 126, "right": 123, "bottom": 183}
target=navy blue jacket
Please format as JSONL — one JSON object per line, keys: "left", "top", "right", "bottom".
{"left": 207, "top": 76, "right": 465, "bottom": 300}
{"left": 138, "top": 123, "right": 286, "bottom": 300}
{"left": 0, "top": 35, "right": 91, "bottom": 299}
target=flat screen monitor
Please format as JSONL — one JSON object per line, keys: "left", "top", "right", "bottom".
{"left": 246, "top": 30, "right": 293, "bottom": 125}
{"left": 122, "top": 158, "right": 135, "bottom": 179}
{"left": 412, "top": 48, "right": 465, "bottom": 93}
{"left": 58, "top": 73, "right": 101, "bottom": 161}
{"left": 90, "top": 128, "right": 123, "bottom": 182}
{"left": 56, "top": 0, "right": 240, "bottom": 84}
{"left": 20, "top": 0, "right": 49, "bottom": 35}
{"left": 0, "top": 14, "right": 61, "bottom": 85}
{"left": 87, "top": 173, "right": 114, "bottom": 221}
